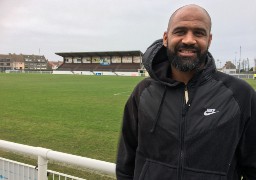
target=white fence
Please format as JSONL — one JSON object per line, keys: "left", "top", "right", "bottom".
{"left": 1, "top": 157, "right": 38, "bottom": 180}
{"left": 231, "top": 74, "right": 254, "bottom": 79}
{"left": 0, "top": 157, "right": 86, "bottom": 180}
{"left": 5, "top": 70, "right": 141, "bottom": 76}
{"left": 52, "top": 70, "right": 140, "bottom": 76}
{"left": 0, "top": 140, "right": 116, "bottom": 180}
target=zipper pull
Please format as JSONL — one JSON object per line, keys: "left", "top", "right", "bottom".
{"left": 182, "top": 86, "right": 190, "bottom": 117}
{"left": 184, "top": 86, "right": 189, "bottom": 104}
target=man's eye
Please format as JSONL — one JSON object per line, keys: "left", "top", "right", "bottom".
{"left": 173, "top": 31, "right": 185, "bottom": 35}
{"left": 195, "top": 31, "right": 206, "bottom": 36}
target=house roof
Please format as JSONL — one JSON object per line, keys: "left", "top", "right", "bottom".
{"left": 0, "top": 54, "right": 24, "bottom": 62}
{"left": 55, "top": 51, "right": 143, "bottom": 58}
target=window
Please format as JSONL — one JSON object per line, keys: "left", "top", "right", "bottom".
{"left": 122, "top": 56, "right": 132, "bottom": 63}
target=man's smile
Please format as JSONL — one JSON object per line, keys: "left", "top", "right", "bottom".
{"left": 178, "top": 49, "right": 197, "bottom": 57}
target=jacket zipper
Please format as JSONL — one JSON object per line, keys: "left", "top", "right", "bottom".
{"left": 178, "top": 86, "right": 189, "bottom": 180}
{"left": 184, "top": 86, "right": 189, "bottom": 104}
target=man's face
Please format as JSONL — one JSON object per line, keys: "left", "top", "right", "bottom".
{"left": 163, "top": 6, "right": 212, "bottom": 72}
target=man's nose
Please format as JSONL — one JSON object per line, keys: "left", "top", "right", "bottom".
{"left": 181, "top": 32, "right": 196, "bottom": 45}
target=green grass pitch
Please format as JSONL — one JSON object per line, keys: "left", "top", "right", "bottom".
{"left": 0, "top": 73, "right": 144, "bottom": 163}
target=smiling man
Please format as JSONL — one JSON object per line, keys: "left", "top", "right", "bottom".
{"left": 163, "top": 4, "right": 212, "bottom": 84}
{"left": 116, "top": 4, "right": 256, "bottom": 180}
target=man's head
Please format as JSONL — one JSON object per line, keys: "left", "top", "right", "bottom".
{"left": 163, "top": 4, "right": 212, "bottom": 72}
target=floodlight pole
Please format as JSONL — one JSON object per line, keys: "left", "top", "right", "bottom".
{"left": 239, "top": 46, "right": 241, "bottom": 73}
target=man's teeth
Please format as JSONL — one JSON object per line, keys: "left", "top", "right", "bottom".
{"left": 180, "top": 50, "right": 195, "bottom": 53}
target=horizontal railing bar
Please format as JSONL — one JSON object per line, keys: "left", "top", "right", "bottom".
{"left": 0, "top": 140, "right": 116, "bottom": 176}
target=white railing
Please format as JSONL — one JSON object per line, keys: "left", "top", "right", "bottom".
{"left": 1, "top": 157, "right": 38, "bottom": 180}
{"left": 1, "top": 157, "right": 86, "bottom": 180}
{"left": 0, "top": 140, "right": 116, "bottom": 180}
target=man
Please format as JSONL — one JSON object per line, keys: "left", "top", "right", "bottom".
{"left": 116, "top": 4, "right": 256, "bottom": 180}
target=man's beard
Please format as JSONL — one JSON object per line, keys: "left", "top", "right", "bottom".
{"left": 166, "top": 43, "right": 207, "bottom": 72}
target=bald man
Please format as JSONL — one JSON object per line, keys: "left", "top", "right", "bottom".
{"left": 116, "top": 4, "right": 256, "bottom": 180}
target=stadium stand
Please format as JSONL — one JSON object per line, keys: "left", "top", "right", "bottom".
{"left": 55, "top": 51, "right": 143, "bottom": 75}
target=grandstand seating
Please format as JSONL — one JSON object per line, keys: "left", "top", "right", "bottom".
{"left": 57, "top": 63, "right": 141, "bottom": 72}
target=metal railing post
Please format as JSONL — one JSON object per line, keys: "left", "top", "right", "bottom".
{"left": 38, "top": 155, "right": 48, "bottom": 180}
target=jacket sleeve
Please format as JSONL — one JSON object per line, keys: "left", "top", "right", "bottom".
{"left": 239, "top": 90, "right": 256, "bottom": 179}
{"left": 116, "top": 87, "right": 139, "bottom": 180}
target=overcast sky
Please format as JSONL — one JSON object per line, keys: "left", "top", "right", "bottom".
{"left": 0, "top": 0, "right": 255, "bottom": 67}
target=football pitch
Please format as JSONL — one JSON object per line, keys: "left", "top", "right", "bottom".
{"left": 0, "top": 73, "right": 255, "bottom": 179}
{"left": 0, "top": 73, "right": 145, "bottom": 163}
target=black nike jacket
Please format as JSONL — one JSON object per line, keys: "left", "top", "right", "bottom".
{"left": 116, "top": 39, "right": 256, "bottom": 180}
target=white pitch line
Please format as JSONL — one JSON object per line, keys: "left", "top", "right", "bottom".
{"left": 114, "top": 91, "right": 130, "bottom": 96}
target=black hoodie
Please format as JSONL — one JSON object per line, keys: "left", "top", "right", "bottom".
{"left": 116, "top": 39, "right": 256, "bottom": 180}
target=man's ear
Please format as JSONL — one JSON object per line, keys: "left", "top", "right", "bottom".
{"left": 208, "top": 33, "right": 212, "bottom": 48}
{"left": 163, "top": 31, "right": 168, "bottom": 47}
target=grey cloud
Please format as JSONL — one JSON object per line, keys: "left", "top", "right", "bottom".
{"left": 0, "top": 0, "right": 255, "bottom": 65}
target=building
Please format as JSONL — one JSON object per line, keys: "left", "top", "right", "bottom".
{"left": 0, "top": 54, "right": 24, "bottom": 72}
{"left": 55, "top": 51, "right": 144, "bottom": 76}
{"left": 48, "top": 61, "right": 63, "bottom": 70}
{"left": 23, "top": 54, "right": 48, "bottom": 70}
{"left": 222, "top": 68, "right": 236, "bottom": 74}
{"left": 222, "top": 61, "right": 236, "bottom": 74}
{"left": 0, "top": 54, "right": 48, "bottom": 72}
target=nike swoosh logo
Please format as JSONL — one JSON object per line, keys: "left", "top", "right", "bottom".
{"left": 204, "top": 111, "right": 217, "bottom": 116}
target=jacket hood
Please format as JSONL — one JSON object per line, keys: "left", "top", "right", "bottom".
{"left": 142, "top": 39, "right": 217, "bottom": 85}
